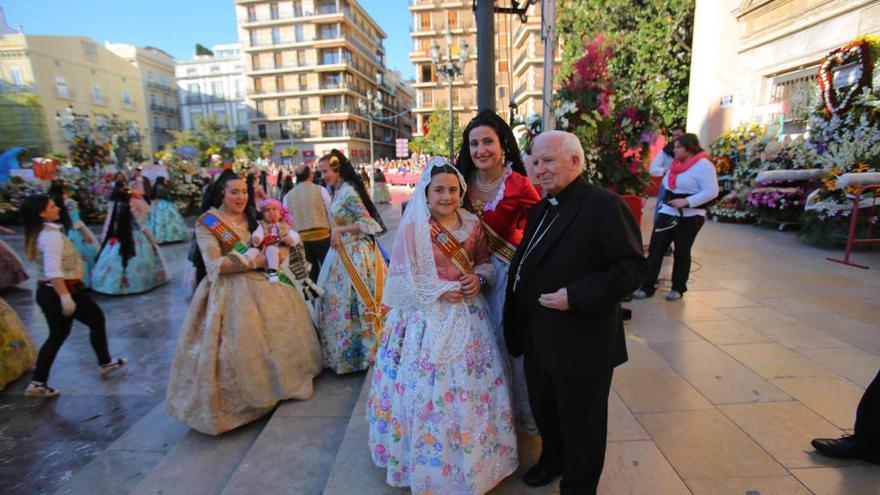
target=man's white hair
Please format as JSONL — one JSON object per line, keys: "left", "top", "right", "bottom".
{"left": 534, "top": 130, "right": 585, "bottom": 170}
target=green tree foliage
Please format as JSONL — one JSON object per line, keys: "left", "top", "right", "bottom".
{"left": 168, "top": 114, "right": 233, "bottom": 164}
{"left": 558, "top": 0, "right": 695, "bottom": 127}
{"left": 410, "top": 106, "right": 463, "bottom": 158}
{"left": 260, "top": 139, "right": 274, "bottom": 158}
{"left": 195, "top": 43, "right": 214, "bottom": 56}
{"left": 0, "top": 93, "right": 50, "bottom": 158}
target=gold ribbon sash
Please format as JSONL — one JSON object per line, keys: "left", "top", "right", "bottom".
{"left": 482, "top": 221, "right": 517, "bottom": 264}
{"left": 335, "top": 237, "right": 387, "bottom": 359}
{"left": 430, "top": 222, "right": 474, "bottom": 275}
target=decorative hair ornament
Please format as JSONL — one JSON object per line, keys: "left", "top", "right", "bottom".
{"left": 329, "top": 156, "right": 341, "bottom": 171}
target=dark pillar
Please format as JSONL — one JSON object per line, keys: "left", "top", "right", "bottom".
{"left": 475, "top": 0, "right": 495, "bottom": 112}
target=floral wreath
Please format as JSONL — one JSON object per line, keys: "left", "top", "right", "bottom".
{"left": 817, "top": 39, "right": 873, "bottom": 116}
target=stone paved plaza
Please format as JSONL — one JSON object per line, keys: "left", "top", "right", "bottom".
{"left": 1, "top": 191, "right": 879, "bottom": 495}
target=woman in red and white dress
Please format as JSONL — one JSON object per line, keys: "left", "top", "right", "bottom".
{"left": 456, "top": 109, "right": 541, "bottom": 433}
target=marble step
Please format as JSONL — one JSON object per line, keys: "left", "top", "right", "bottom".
{"left": 129, "top": 413, "right": 268, "bottom": 495}
{"left": 220, "top": 372, "right": 365, "bottom": 495}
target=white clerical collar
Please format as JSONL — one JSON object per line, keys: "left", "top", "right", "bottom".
{"left": 548, "top": 197, "right": 559, "bottom": 206}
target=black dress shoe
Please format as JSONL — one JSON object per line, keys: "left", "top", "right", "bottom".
{"left": 523, "top": 463, "right": 563, "bottom": 487}
{"left": 811, "top": 435, "right": 880, "bottom": 464}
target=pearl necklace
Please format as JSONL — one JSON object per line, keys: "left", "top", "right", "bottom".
{"left": 475, "top": 171, "right": 504, "bottom": 193}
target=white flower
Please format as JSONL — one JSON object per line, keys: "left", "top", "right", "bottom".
{"left": 525, "top": 112, "right": 541, "bottom": 127}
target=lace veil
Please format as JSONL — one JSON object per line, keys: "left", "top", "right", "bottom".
{"left": 382, "top": 156, "right": 476, "bottom": 363}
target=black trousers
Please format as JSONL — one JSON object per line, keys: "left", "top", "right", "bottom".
{"left": 856, "top": 368, "right": 880, "bottom": 453}
{"left": 642, "top": 214, "right": 705, "bottom": 294}
{"left": 33, "top": 285, "right": 111, "bottom": 383}
{"left": 303, "top": 238, "right": 331, "bottom": 282}
{"left": 524, "top": 347, "right": 614, "bottom": 495}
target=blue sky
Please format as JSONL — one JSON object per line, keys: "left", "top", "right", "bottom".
{"left": 2, "top": 0, "right": 415, "bottom": 78}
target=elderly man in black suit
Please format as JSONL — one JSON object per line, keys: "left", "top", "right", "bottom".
{"left": 504, "top": 130, "right": 646, "bottom": 494}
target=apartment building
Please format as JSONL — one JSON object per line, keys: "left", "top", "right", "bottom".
{"left": 236, "top": 0, "right": 405, "bottom": 163}
{"left": 0, "top": 31, "right": 150, "bottom": 156}
{"left": 176, "top": 44, "right": 250, "bottom": 135}
{"left": 106, "top": 43, "right": 180, "bottom": 152}
{"left": 409, "top": 0, "right": 555, "bottom": 136}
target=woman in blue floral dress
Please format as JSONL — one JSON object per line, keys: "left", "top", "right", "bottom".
{"left": 49, "top": 181, "right": 99, "bottom": 287}
{"left": 316, "top": 150, "right": 387, "bottom": 374}
{"left": 91, "top": 185, "right": 169, "bottom": 295}
{"left": 145, "top": 177, "right": 189, "bottom": 244}
{"left": 367, "top": 158, "right": 517, "bottom": 494}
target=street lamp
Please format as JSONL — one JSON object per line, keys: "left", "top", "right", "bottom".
{"left": 431, "top": 30, "right": 470, "bottom": 161}
{"left": 358, "top": 89, "right": 382, "bottom": 165}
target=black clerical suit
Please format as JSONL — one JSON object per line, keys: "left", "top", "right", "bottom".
{"left": 504, "top": 177, "right": 645, "bottom": 494}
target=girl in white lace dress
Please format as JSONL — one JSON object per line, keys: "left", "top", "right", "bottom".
{"left": 367, "top": 157, "right": 517, "bottom": 494}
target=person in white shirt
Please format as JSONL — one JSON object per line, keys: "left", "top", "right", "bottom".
{"left": 20, "top": 195, "right": 126, "bottom": 398}
{"left": 649, "top": 125, "right": 685, "bottom": 222}
{"left": 634, "top": 133, "right": 719, "bottom": 301}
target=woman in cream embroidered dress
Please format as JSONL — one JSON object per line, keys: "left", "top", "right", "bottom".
{"left": 166, "top": 170, "right": 322, "bottom": 435}
{"left": 367, "top": 158, "right": 517, "bottom": 494}
{"left": 456, "top": 110, "right": 540, "bottom": 433}
{"left": 316, "top": 150, "right": 387, "bottom": 374}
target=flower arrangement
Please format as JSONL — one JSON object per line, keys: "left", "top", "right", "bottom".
{"left": 0, "top": 177, "right": 43, "bottom": 224}
{"left": 817, "top": 38, "right": 876, "bottom": 116}
{"left": 516, "top": 35, "right": 654, "bottom": 198}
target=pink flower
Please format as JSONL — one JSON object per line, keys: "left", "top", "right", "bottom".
{"left": 459, "top": 390, "right": 468, "bottom": 402}
{"left": 445, "top": 391, "right": 454, "bottom": 403}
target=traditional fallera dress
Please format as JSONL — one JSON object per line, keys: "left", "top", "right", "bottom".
{"left": 145, "top": 183, "right": 189, "bottom": 244}
{"left": 166, "top": 208, "right": 323, "bottom": 435}
{"left": 0, "top": 297, "right": 36, "bottom": 389}
{"left": 372, "top": 169, "right": 391, "bottom": 204}
{"left": 0, "top": 239, "right": 28, "bottom": 290}
{"left": 469, "top": 164, "right": 541, "bottom": 433}
{"left": 368, "top": 161, "right": 517, "bottom": 494}
{"left": 64, "top": 198, "right": 99, "bottom": 287}
{"left": 316, "top": 182, "right": 386, "bottom": 374}
{"left": 91, "top": 200, "right": 169, "bottom": 295}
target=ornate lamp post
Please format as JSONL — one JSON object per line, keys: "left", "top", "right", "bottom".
{"left": 430, "top": 31, "right": 470, "bottom": 161}
{"left": 358, "top": 89, "right": 382, "bottom": 165}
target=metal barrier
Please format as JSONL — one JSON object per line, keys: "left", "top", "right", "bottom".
{"left": 827, "top": 184, "right": 880, "bottom": 269}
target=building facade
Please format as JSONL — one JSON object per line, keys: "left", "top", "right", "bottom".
{"left": 687, "top": 0, "right": 880, "bottom": 144}
{"left": 106, "top": 43, "right": 180, "bottom": 153}
{"left": 235, "top": 0, "right": 405, "bottom": 163}
{"left": 0, "top": 33, "right": 151, "bottom": 157}
{"left": 175, "top": 44, "right": 250, "bottom": 136}
{"left": 409, "top": 1, "right": 557, "bottom": 136}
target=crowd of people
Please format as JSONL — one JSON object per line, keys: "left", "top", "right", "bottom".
{"left": 1, "top": 109, "right": 878, "bottom": 495}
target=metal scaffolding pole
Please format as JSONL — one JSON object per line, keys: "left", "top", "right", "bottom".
{"left": 541, "top": 0, "right": 557, "bottom": 131}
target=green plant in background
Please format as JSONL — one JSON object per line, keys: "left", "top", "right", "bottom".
{"left": 169, "top": 114, "right": 233, "bottom": 165}
{"left": 0, "top": 92, "right": 49, "bottom": 158}
{"left": 260, "top": 139, "right": 274, "bottom": 159}
{"left": 280, "top": 146, "right": 299, "bottom": 158}
{"left": 410, "top": 106, "right": 462, "bottom": 158}
{"left": 557, "top": 0, "right": 695, "bottom": 128}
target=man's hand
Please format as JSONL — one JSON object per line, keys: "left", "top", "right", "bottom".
{"left": 668, "top": 198, "right": 689, "bottom": 209}
{"left": 538, "top": 288, "right": 569, "bottom": 311}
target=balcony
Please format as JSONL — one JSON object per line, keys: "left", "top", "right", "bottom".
{"left": 150, "top": 103, "right": 179, "bottom": 115}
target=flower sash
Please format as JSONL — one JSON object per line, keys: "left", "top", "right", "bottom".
{"left": 430, "top": 221, "right": 474, "bottom": 275}
{"left": 335, "top": 237, "right": 387, "bottom": 359}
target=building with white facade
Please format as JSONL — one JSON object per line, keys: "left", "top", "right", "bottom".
{"left": 687, "top": 0, "right": 880, "bottom": 144}
{"left": 175, "top": 43, "right": 250, "bottom": 134}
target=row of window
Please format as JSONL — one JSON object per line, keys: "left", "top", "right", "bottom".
{"left": 54, "top": 75, "right": 135, "bottom": 108}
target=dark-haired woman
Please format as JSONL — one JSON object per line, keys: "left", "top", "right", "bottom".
{"left": 20, "top": 195, "right": 126, "bottom": 397}
{"left": 166, "top": 170, "right": 322, "bottom": 435}
{"left": 456, "top": 109, "right": 541, "bottom": 433}
{"left": 372, "top": 166, "right": 391, "bottom": 204}
{"left": 91, "top": 186, "right": 169, "bottom": 295}
{"left": 145, "top": 176, "right": 189, "bottom": 244}
{"left": 49, "top": 181, "right": 99, "bottom": 287}
{"left": 316, "top": 150, "right": 387, "bottom": 374}
{"left": 634, "top": 133, "right": 719, "bottom": 302}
